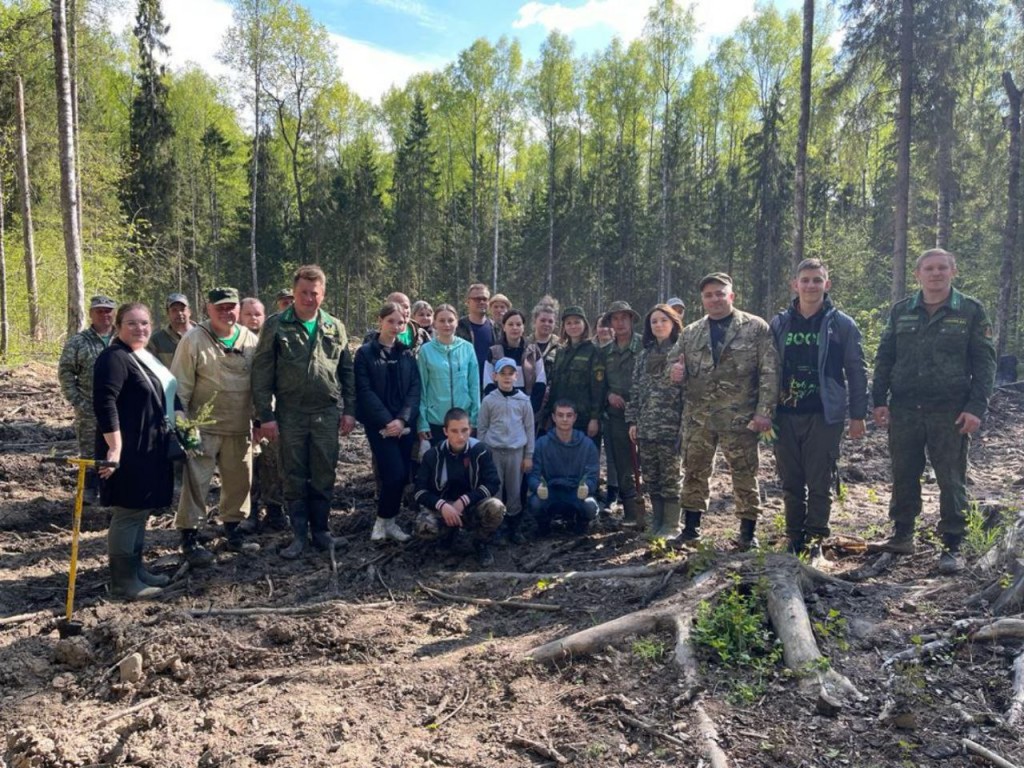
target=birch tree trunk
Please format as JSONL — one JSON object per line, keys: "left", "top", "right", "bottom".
{"left": 15, "top": 76, "right": 41, "bottom": 341}
{"left": 997, "top": 71, "right": 1021, "bottom": 359}
{"left": 891, "top": 0, "right": 913, "bottom": 304}
{"left": 51, "top": 0, "right": 85, "bottom": 336}
{"left": 791, "top": 0, "right": 814, "bottom": 269}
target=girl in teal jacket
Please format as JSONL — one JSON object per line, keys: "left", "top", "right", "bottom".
{"left": 417, "top": 303, "right": 480, "bottom": 445}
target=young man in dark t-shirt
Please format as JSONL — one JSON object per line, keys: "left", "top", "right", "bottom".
{"left": 769, "top": 259, "right": 868, "bottom": 558}
{"left": 456, "top": 283, "right": 499, "bottom": 389}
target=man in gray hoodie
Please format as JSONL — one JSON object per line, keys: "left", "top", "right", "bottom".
{"left": 527, "top": 400, "right": 600, "bottom": 535}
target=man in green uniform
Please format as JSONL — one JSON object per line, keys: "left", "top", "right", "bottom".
{"left": 148, "top": 292, "right": 195, "bottom": 368}
{"left": 58, "top": 295, "right": 116, "bottom": 504}
{"left": 871, "top": 248, "right": 996, "bottom": 573}
{"left": 671, "top": 273, "right": 779, "bottom": 549}
{"left": 252, "top": 265, "right": 356, "bottom": 559}
{"left": 600, "top": 300, "right": 644, "bottom": 527}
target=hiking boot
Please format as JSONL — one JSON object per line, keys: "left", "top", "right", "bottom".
{"left": 475, "top": 541, "right": 495, "bottom": 568}
{"left": 180, "top": 529, "right": 215, "bottom": 567}
{"left": 937, "top": 549, "right": 964, "bottom": 575}
{"left": 506, "top": 513, "right": 527, "bottom": 545}
{"left": 238, "top": 515, "right": 260, "bottom": 535}
{"left": 806, "top": 537, "right": 825, "bottom": 565}
{"left": 737, "top": 519, "right": 760, "bottom": 551}
{"left": 873, "top": 530, "right": 915, "bottom": 554}
{"left": 224, "top": 522, "right": 245, "bottom": 552}
{"left": 786, "top": 534, "right": 805, "bottom": 556}
{"left": 680, "top": 510, "right": 702, "bottom": 542}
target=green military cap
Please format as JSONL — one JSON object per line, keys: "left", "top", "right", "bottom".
{"left": 208, "top": 286, "right": 240, "bottom": 304}
{"left": 561, "top": 305, "right": 587, "bottom": 321}
{"left": 89, "top": 295, "right": 116, "bottom": 310}
{"left": 276, "top": 288, "right": 294, "bottom": 300}
{"left": 698, "top": 272, "right": 733, "bottom": 291}
{"left": 604, "top": 300, "right": 640, "bottom": 325}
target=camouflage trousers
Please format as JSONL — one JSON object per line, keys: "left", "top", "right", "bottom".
{"left": 278, "top": 408, "right": 340, "bottom": 503}
{"left": 680, "top": 422, "right": 761, "bottom": 520}
{"left": 888, "top": 408, "right": 970, "bottom": 538}
{"left": 252, "top": 438, "right": 285, "bottom": 511}
{"left": 74, "top": 408, "right": 96, "bottom": 461}
{"left": 414, "top": 497, "right": 505, "bottom": 542}
{"left": 637, "top": 438, "right": 681, "bottom": 500}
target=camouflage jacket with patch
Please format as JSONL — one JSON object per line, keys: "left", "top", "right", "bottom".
{"left": 541, "top": 339, "right": 604, "bottom": 423}
{"left": 872, "top": 288, "right": 996, "bottom": 417}
{"left": 58, "top": 327, "right": 111, "bottom": 411}
{"left": 673, "top": 309, "right": 779, "bottom": 430}
{"left": 251, "top": 306, "right": 355, "bottom": 423}
{"left": 600, "top": 332, "right": 643, "bottom": 415}
{"left": 625, "top": 339, "right": 684, "bottom": 442}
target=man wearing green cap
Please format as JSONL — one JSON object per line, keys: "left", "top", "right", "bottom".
{"left": 671, "top": 273, "right": 779, "bottom": 549}
{"left": 148, "top": 292, "right": 195, "bottom": 368}
{"left": 59, "top": 295, "right": 117, "bottom": 504}
{"left": 171, "top": 287, "right": 259, "bottom": 563}
{"left": 600, "top": 300, "right": 645, "bottom": 527}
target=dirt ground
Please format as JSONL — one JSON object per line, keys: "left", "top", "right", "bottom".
{"left": 1, "top": 361, "right": 1023, "bottom": 768}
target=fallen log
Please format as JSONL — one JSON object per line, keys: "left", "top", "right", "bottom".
{"left": 1008, "top": 651, "right": 1024, "bottom": 728}
{"left": 973, "top": 619, "right": 1024, "bottom": 643}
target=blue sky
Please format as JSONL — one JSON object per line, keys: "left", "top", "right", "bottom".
{"left": 137, "top": 0, "right": 805, "bottom": 103}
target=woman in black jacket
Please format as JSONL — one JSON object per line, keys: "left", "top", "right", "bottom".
{"left": 355, "top": 302, "right": 422, "bottom": 542}
{"left": 93, "top": 302, "right": 182, "bottom": 599}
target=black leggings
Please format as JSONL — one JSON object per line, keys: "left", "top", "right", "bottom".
{"left": 366, "top": 429, "right": 414, "bottom": 519}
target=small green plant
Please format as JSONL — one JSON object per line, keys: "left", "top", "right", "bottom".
{"left": 691, "top": 574, "right": 783, "bottom": 703}
{"left": 584, "top": 743, "right": 608, "bottom": 758}
{"left": 812, "top": 608, "right": 849, "bottom": 652}
{"left": 535, "top": 578, "right": 553, "bottom": 592}
{"left": 771, "top": 512, "right": 786, "bottom": 535}
{"left": 647, "top": 537, "right": 679, "bottom": 560}
{"left": 963, "top": 501, "right": 1005, "bottom": 557}
{"left": 631, "top": 635, "right": 668, "bottom": 663}
{"left": 866, "top": 487, "right": 880, "bottom": 504}
{"left": 836, "top": 482, "right": 848, "bottom": 503}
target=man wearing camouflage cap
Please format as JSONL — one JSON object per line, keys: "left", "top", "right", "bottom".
{"left": 148, "top": 292, "right": 195, "bottom": 368}
{"left": 58, "top": 295, "right": 116, "bottom": 504}
{"left": 275, "top": 288, "right": 294, "bottom": 313}
{"left": 670, "top": 273, "right": 779, "bottom": 549}
{"left": 171, "top": 287, "right": 259, "bottom": 563}
{"left": 600, "top": 300, "right": 645, "bottom": 528}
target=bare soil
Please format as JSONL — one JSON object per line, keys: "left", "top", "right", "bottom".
{"left": 1, "top": 362, "right": 1023, "bottom": 768}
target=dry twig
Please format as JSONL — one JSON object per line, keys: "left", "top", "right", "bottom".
{"left": 418, "top": 582, "right": 561, "bottom": 612}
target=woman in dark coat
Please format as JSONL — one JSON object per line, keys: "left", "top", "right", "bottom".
{"left": 355, "top": 302, "right": 421, "bottom": 542}
{"left": 93, "top": 302, "right": 182, "bottom": 599}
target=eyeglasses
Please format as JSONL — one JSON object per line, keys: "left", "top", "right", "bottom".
{"left": 471, "top": 296, "right": 489, "bottom": 302}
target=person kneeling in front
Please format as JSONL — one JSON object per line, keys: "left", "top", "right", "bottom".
{"left": 528, "top": 400, "right": 600, "bottom": 536}
{"left": 413, "top": 408, "right": 505, "bottom": 567}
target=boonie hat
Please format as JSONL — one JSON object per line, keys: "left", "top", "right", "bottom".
{"left": 167, "top": 292, "right": 189, "bottom": 307}
{"left": 89, "top": 295, "right": 116, "bottom": 310}
{"left": 698, "top": 272, "right": 733, "bottom": 291}
{"left": 208, "top": 286, "right": 240, "bottom": 305}
{"left": 561, "top": 305, "right": 587, "bottom": 321}
{"left": 603, "top": 300, "right": 641, "bottom": 325}
{"left": 494, "top": 357, "right": 517, "bottom": 373}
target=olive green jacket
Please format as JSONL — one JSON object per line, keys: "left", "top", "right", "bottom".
{"left": 600, "top": 332, "right": 643, "bottom": 416}
{"left": 541, "top": 339, "right": 604, "bottom": 424}
{"left": 251, "top": 306, "right": 355, "bottom": 423}
{"left": 872, "top": 288, "right": 996, "bottom": 417}
{"left": 673, "top": 309, "right": 779, "bottom": 431}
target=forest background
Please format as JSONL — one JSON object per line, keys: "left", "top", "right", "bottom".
{"left": 0, "top": 0, "right": 1022, "bottom": 365}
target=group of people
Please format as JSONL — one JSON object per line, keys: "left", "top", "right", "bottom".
{"left": 56, "top": 247, "right": 996, "bottom": 600}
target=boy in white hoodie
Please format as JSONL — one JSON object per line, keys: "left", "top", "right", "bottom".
{"left": 478, "top": 358, "right": 535, "bottom": 544}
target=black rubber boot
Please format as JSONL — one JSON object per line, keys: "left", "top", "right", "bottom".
{"left": 604, "top": 485, "right": 618, "bottom": 507}
{"left": 280, "top": 501, "right": 309, "bottom": 559}
{"left": 264, "top": 504, "right": 289, "bottom": 531}
{"left": 308, "top": 500, "right": 336, "bottom": 552}
{"left": 506, "top": 513, "right": 527, "bottom": 545}
{"left": 738, "top": 519, "right": 760, "bottom": 551}
{"left": 224, "top": 522, "right": 244, "bottom": 552}
{"left": 109, "top": 555, "right": 163, "bottom": 600}
{"left": 134, "top": 521, "right": 169, "bottom": 587}
{"left": 475, "top": 540, "right": 495, "bottom": 568}
{"left": 108, "top": 508, "right": 162, "bottom": 599}
{"left": 180, "top": 529, "right": 215, "bottom": 567}
{"left": 938, "top": 533, "right": 964, "bottom": 575}
{"left": 680, "top": 510, "right": 702, "bottom": 542}
{"left": 786, "top": 534, "right": 806, "bottom": 556}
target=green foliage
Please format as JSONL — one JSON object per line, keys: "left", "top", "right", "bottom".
{"left": 812, "top": 608, "right": 850, "bottom": 653}
{"left": 631, "top": 635, "right": 668, "bottom": 663}
{"left": 692, "top": 574, "right": 783, "bottom": 703}
{"left": 647, "top": 536, "right": 679, "bottom": 560}
{"left": 962, "top": 501, "right": 1006, "bottom": 558}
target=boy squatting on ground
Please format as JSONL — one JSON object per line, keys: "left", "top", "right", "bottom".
{"left": 477, "top": 357, "right": 535, "bottom": 545}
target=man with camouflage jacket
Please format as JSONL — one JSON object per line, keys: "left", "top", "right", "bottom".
{"left": 58, "top": 295, "right": 116, "bottom": 503}
{"left": 671, "top": 273, "right": 779, "bottom": 549}
{"left": 871, "top": 248, "right": 996, "bottom": 574}
{"left": 252, "top": 265, "right": 356, "bottom": 559}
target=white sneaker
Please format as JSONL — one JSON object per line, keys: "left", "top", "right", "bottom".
{"left": 384, "top": 518, "right": 411, "bottom": 542}
{"left": 371, "top": 517, "right": 388, "bottom": 542}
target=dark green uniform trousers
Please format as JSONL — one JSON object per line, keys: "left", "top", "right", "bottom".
{"left": 774, "top": 412, "right": 844, "bottom": 539}
{"left": 888, "top": 408, "right": 970, "bottom": 538}
{"left": 278, "top": 408, "right": 340, "bottom": 504}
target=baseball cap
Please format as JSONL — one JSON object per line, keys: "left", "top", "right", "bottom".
{"left": 494, "top": 357, "right": 517, "bottom": 373}
{"left": 667, "top": 297, "right": 686, "bottom": 310}
{"left": 698, "top": 272, "right": 733, "bottom": 291}
{"left": 89, "top": 295, "right": 116, "bottom": 310}
{"left": 208, "top": 286, "right": 240, "bottom": 305}
{"left": 167, "top": 292, "right": 189, "bottom": 307}
{"left": 276, "top": 288, "right": 294, "bottom": 300}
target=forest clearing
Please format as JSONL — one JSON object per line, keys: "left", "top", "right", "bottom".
{"left": 2, "top": 361, "right": 1023, "bottom": 767}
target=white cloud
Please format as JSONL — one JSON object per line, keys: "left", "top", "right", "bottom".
{"left": 512, "top": 0, "right": 759, "bottom": 59}
{"left": 331, "top": 34, "right": 445, "bottom": 103}
{"left": 367, "top": 0, "right": 448, "bottom": 31}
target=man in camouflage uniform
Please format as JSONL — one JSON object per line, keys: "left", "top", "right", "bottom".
{"left": 671, "top": 273, "right": 779, "bottom": 549}
{"left": 148, "top": 292, "right": 195, "bottom": 367}
{"left": 871, "top": 248, "right": 996, "bottom": 574}
{"left": 172, "top": 287, "right": 259, "bottom": 564}
{"left": 58, "top": 295, "right": 116, "bottom": 504}
{"left": 252, "top": 265, "right": 356, "bottom": 559}
{"left": 600, "top": 300, "right": 645, "bottom": 527}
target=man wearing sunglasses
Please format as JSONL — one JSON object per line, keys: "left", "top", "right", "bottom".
{"left": 457, "top": 283, "right": 500, "bottom": 389}
{"left": 171, "top": 286, "right": 259, "bottom": 562}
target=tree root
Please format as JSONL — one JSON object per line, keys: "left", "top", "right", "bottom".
{"left": 845, "top": 552, "right": 897, "bottom": 582}
{"left": 962, "top": 738, "right": 1023, "bottom": 768}
{"left": 510, "top": 734, "right": 568, "bottom": 764}
{"left": 454, "top": 562, "right": 679, "bottom": 583}
{"left": 417, "top": 582, "right": 562, "bottom": 612}
{"left": 1008, "top": 651, "right": 1024, "bottom": 728}
{"left": 972, "top": 619, "right": 1024, "bottom": 643}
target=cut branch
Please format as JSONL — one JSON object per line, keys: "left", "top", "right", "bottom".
{"left": 455, "top": 563, "right": 680, "bottom": 584}
{"left": 972, "top": 619, "right": 1024, "bottom": 643}
{"left": 417, "top": 583, "right": 561, "bottom": 612}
